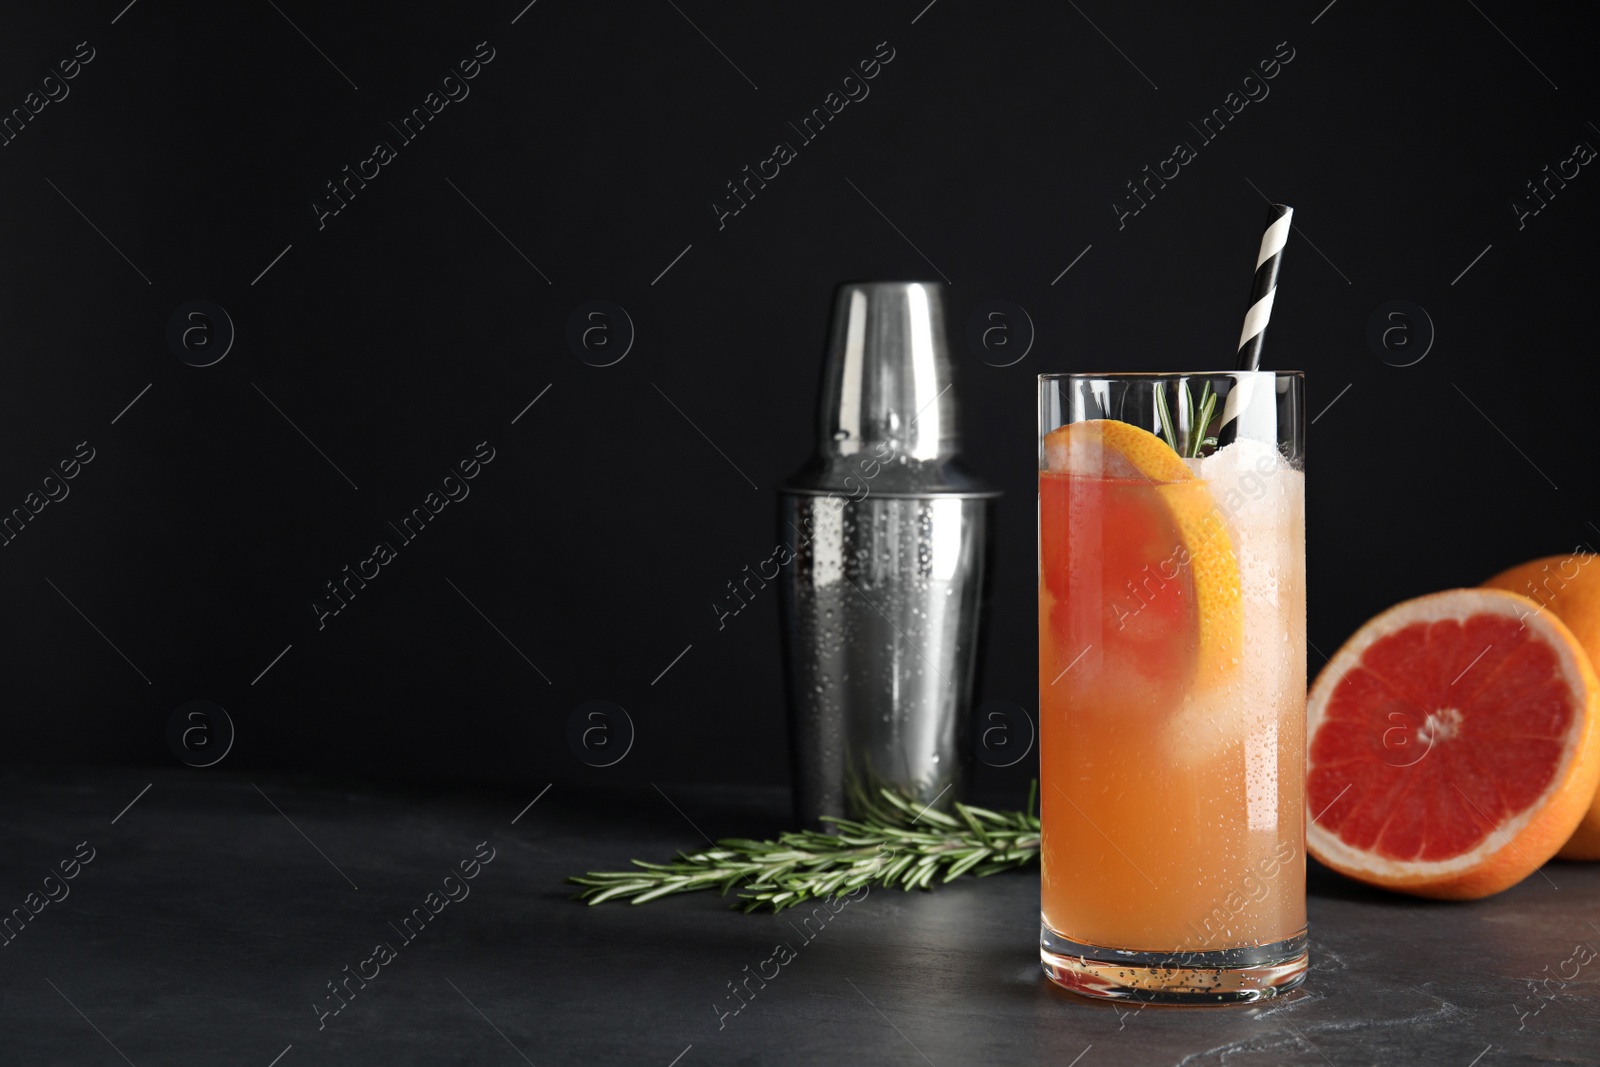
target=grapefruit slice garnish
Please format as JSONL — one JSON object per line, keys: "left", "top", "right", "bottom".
{"left": 1306, "top": 588, "right": 1600, "bottom": 899}
{"left": 1040, "top": 420, "right": 1242, "bottom": 689}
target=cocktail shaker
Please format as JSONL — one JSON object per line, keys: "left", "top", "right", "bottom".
{"left": 779, "top": 281, "right": 999, "bottom": 828}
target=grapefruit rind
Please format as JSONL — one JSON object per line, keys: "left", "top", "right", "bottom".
{"left": 1043, "top": 419, "right": 1192, "bottom": 482}
{"left": 1305, "top": 588, "right": 1600, "bottom": 900}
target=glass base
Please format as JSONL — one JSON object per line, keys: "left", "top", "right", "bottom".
{"left": 1040, "top": 923, "right": 1308, "bottom": 1004}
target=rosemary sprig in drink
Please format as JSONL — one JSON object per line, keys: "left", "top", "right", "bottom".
{"left": 1155, "top": 379, "right": 1219, "bottom": 458}
{"left": 569, "top": 784, "right": 1040, "bottom": 913}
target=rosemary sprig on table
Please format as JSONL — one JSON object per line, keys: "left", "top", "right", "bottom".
{"left": 569, "top": 783, "right": 1040, "bottom": 913}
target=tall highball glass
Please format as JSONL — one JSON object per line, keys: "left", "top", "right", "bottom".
{"left": 1037, "top": 371, "right": 1307, "bottom": 1002}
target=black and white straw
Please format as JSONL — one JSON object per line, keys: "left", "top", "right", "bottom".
{"left": 1236, "top": 203, "right": 1293, "bottom": 371}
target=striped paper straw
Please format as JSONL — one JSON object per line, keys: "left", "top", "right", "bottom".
{"left": 1236, "top": 204, "right": 1294, "bottom": 371}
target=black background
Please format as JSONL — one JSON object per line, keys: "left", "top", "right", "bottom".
{"left": 2, "top": 0, "right": 1594, "bottom": 795}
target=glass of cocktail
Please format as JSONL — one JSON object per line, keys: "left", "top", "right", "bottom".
{"left": 1037, "top": 371, "right": 1307, "bottom": 1002}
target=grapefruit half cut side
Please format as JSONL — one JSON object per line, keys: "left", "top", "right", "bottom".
{"left": 1306, "top": 588, "right": 1600, "bottom": 899}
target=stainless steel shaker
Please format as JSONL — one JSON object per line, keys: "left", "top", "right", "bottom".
{"left": 779, "top": 281, "right": 999, "bottom": 828}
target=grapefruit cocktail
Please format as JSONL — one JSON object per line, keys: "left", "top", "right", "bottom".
{"left": 1037, "top": 372, "right": 1308, "bottom": 1002}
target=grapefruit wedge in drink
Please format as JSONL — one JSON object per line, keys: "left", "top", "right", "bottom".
{"left": 1305, "top": 588, "right": 1600, "bottom": 899}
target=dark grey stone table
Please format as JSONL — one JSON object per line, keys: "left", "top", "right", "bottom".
{"left": 1, "top": 768, "right": 1595, "bottom": 1065}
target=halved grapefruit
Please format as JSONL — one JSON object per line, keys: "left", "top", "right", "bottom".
{"left": 1306, "top": 588, "right": 1600, "bottom": 899}
{"left": 1483, "top": 554, "right": 1600, "bottom": 859}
